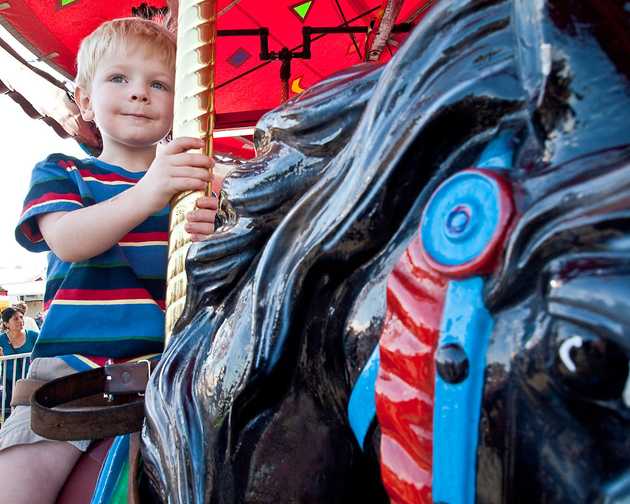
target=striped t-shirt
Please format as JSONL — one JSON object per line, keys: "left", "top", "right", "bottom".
{"left": 15, "top": 154, "right": 168, "bottom": 366}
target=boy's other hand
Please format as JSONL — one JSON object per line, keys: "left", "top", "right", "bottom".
{"left": 186, "top": 195, "right": 217, "bottom": 241}
{"left": 185, "top": 172, "right": 224, "bottom": 241}
{"left": 137, "top": 137, "right": 213, "bottom": 213}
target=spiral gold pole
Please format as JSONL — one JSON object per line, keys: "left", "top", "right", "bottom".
{"left": 165, "top": 0, "right": 218, "bottom": 343}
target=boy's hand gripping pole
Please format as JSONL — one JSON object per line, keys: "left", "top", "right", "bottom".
{"left": 165, "top": 0, "right": 218, "bottom": 342}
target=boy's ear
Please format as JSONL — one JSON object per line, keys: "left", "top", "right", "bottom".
{"left": 74, "top": 86, "right": 95, "bottom": 122}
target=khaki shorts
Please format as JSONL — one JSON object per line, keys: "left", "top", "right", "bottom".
{"left": 0, "top": 357, "right": 91, "bottom": 452}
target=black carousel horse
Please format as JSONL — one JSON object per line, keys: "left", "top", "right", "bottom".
{"left": 141, "top": 0, "right": 630, "bottom": 502}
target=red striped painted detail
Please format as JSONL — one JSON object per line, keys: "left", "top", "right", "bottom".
{"left": 375, "top": 234, "right": 448, "bottom": 504}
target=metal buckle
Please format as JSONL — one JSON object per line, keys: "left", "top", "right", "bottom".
{"left": 104, "top": 358, "right": 114, "bottom": 402}
{"left": 136, "top": 359, "right": 152, "bottom": 397}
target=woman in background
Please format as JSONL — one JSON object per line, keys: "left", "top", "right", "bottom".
{"left": 0, "top": 308, "right": 37, "bottom": 419}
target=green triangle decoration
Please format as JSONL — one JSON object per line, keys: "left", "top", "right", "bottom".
{"left": 292, "top": 1, "right": 313, "bottom": 20}
{"left": 60, "top": 0, "right": 77, "bottom": 6}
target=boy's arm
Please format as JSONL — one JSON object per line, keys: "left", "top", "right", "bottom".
{"left": 38, "top": 186, "right": 155, "bottom": 262}
{"left": 38, "top": 137, "right": 212, "bottom": 262}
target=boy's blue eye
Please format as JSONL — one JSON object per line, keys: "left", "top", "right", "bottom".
{"left": 110, "top": 74, "right": 126, "bottom": 83}
{"left": 151, "top": 81, "right": 169, "bottom": 91}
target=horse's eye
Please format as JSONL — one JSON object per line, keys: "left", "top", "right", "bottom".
{"left": 553, "top": 321, "right": 628, "bottom": 402}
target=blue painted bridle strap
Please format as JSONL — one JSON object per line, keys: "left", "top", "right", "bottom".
{"left": 476, "top": 131, "right": 513, "bottom": 170}
{"left": 432, "top": 132, "right": 514, "bottom": 504}
{"left": 432, "top": 279, "right": 493, "bottom": 503}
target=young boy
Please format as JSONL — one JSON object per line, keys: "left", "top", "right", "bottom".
{"left": 0, "top": 17, "right": 217, "bottom": 503}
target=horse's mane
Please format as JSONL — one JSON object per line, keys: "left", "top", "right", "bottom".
{"left": 141, "top": 59, "right": 385, "bottom": 504}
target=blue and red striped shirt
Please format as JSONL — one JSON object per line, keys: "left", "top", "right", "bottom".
{"left": 16, "top": 154, "right": 167, "bottom": 367}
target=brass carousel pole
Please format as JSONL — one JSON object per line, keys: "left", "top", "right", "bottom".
{"left": 165, "top": 0, "right": 218, "bottom": 342}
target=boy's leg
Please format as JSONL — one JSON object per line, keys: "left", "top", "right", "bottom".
{"left": 0, "top": 440, "right": 82, "bottom": 504}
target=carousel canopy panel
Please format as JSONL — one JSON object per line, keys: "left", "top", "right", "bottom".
{"left": 0, "top": 0, "right": 433, "bottom": 131}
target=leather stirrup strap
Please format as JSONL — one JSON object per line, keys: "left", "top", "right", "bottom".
{"left": 31, "top": 362, "right": 151, "bottom": 441}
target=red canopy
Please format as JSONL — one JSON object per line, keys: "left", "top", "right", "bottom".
{"left": 1, "top": 0, "right": 433, "bottom": 131}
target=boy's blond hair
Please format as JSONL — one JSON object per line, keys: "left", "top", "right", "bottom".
{"left": 76, "top": 17, "right": 176, "bottom": 90}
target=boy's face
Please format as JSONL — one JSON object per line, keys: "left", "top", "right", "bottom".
{"left": 77, "top": 41, "right": 175, "bottom": 153}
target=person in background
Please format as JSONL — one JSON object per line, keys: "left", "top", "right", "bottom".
{"left": 34, "top": 312, "right": 44, "bottom": 329}
{"left": 12, "top": 302, "right": 39, "bottom": 334}
{"left": 0, "top": 308, "right": 37, "bottom": 419}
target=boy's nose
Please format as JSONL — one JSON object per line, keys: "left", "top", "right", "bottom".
{"left": 131, "top": 94, "right": 149, "bottom": 102}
